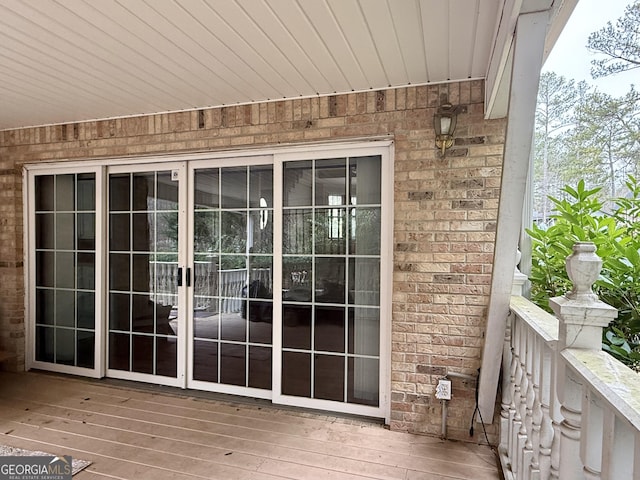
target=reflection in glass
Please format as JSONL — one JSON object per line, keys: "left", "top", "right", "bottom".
{"left": 194, "top": 169, "right": 219, "bottom": 209}
{"left": 193, "top": 340, "right": 218, "bottom": 382}
{"left": 348, "top": 308, "right": 380, "bottom": 356}
{"left": 350, "top": 156, "right": 381, "bottom": 205}
{"left": 315, "top": 158, "right": 346, "bottom": 206}
{"left": 220, "top": 343, "right": 246, "bottom": 386}
{"left": 35, "top": 176, "right": 54, "bottom": 211}
{"left": 221, "top": 211, "right": 246, "bottom": 253}
{"left": 249, "top": 166, "right": 273, "bottom": 208}
{"left": 348, "top": 357, "right": 379, "bottom": 406}
{"left": 283, "top": 161, "right": 312, "bottom": 207}
{"left": 221, "top": 167, "right": 247, "bottom": 209}
{"left": 282, "top": 351, "right": 310, "bottom": 397}
{"left": 249, "top": 210, "right": 272, "bottom": 254}
{"left": 315, "top": 257, "right": 345, "bottom": 304}
{"left": 315, "top": 208, "right": 346, "bottom": 255}
{"left": 315, "top": 354, "right": 344, "bottom": 402}
{"left": 282, "top": 256, "right": 311, "bottom": 301}
{"left": 283, "top": 209, "right": 312, "bottom": 254}
{"left": 248, "top": 346, "right": 272, "bottom": 390}
{"left": 55, "top": 175, "right": 74, "bottom": 211}
{"left": 315, "top": 306, "right": 345, "bottom": 352}
{"left": 350, "top": 208, "right": 381, "bottom": 255}
{"left": 349, "top": 258, "right": 380, "bottom": 306}
{"left": 282, "top": 305, "right": 311, "bottom": 349}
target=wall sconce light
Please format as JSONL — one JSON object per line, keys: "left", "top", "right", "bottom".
{"left": 434, "top": 102, "right": 458, "bottom": 155}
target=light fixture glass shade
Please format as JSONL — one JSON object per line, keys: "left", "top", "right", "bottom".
{"left": 434, "top": 103, "right": 458, "bottom": 155}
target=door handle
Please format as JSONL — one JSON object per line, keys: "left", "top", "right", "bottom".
{"left": 177, "top": 267, "right": 183, "bottom": 287}
{"left": 186, "top": 267, "right": 191, "bottom": 287}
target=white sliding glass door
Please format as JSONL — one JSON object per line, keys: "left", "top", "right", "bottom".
{"left": 26, "top": 143, "right": 391, "bottom": 419}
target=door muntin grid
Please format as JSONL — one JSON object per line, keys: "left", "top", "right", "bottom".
{"left": 192, "top": 165, "right": 274, "bottom": 390}
{"left": 108, "top": 171, "right": 179, "bottom": 377}
{"left": 34, "top": 173, "right": 97, "bottom": 369}
{"left": 281, "top": 156, "right": 382, "bottom": 406}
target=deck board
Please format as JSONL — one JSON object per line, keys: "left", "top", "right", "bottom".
{"left": 0, "top": 372, "right": 500, "bottom": 480}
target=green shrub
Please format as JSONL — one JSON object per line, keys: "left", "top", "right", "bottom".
{"left": 527, "top": 177, "right": 640, "bottom": 371}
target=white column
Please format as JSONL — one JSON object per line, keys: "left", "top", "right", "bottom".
{"left": 478, "top": 9, "right": 551, "bottom": 422}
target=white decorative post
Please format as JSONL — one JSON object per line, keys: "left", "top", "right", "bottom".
{"left": 549, "top": 242, "right": 617, "bottom": 480}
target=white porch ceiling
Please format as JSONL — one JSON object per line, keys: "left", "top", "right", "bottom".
{"left": 0, "top": 0, "right": 569, "bottom": 131}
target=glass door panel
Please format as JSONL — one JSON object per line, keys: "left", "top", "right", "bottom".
{"left": 281, "top": 155, "right": 382, "bottom": 407}
{"left": 33, "top": 172, "right": 97, "bottom": 371}
{"left": 108, "top": 170, "right": 179, "bottom": 379}
{"left": 190, "top": 164, "right": 273, "bottom": 393}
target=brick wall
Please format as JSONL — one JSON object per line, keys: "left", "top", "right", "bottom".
{"left": 0, "top": 80, "right": 506, "bottom": 442}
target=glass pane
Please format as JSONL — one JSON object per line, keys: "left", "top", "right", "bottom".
{"left": 283, "top": 161, "right": 312, "bottom": 207}
{"left": 36, "top": 213, "right": 54, "bottom": 249}
{"left": 194, "top": 211, "right": 219, "bottom": 253}
{"left": 156, "top": 212, "right": 178, "bottom": 252}
{"left": 283, "top": 209, "right": 312, "bottom": 254}
{"left": 77, "top": 253, "right": 95, "bottom": 290}
{"left": 220, "top": 211, "right": 246, "bottom": 253}
{"left": 220, "top": 313, "right": 246, "bottom": 342}
{"left": 36, "top": 251, "right": 54, "bottom": 287}
{"left": 282, "top": 305, "right": 311, "bottom": 349}
{"left": 348, "top": 308, "right": 380, "bottom": 356}
{"left": 35, "top": 176, "right": 54, "bottom": 211}
{"left": 194, "top": 256, "right": 219, "bottom": 297}
{"left": 350, "top": 156, "right": 381, "bottom": 205}
{"left": 350, "top": 208, "right": 381, "bottom": 255}
{"left": 109, "top": 174, "right": 130, "bottom": 211}
{"left": 349, "top": 258, "right": 380, "bottom": 306}
{"left": 194, "top": 303, "right": 219, "bottom": 339}
{"left": 77, "top": 213, "right": 95, "bottom": 250}
{"left": 132, "top": 254, "right": 152, "bottom": 292}
{"left": 248, "top": 346, "right": 271, "bottom": 390}
{"left": 56, "top": 213, "right": 75, "bottom": 249}
{"left": 132, "top": 172, "right": 155, "bottom": 211}
{"left": 315, "top": 158, "right": 346, "bottom": 206}
{"left": 314, "top": 355, "right": 344, "bottom": 402}
{"left": 282, "top": 256, "right": 312, "bottom": 302}
{"left": 77, "top": 330, "right": 95, "bottom": 368}
{"left": 247, "top": 302, "right": 272, "bottom": 343}
{"left": 315, "top": 306, "right": 345, "bottom": 353}
{"left": 56, "top": 174, "right": 75, "bottom": 211}
{"left": 77, "top": 292, "right": 95, "bottom": 329}
{"left": 36, "top": 289, "right": 54, "bottom": 325}
{"left": 133, "top": 213, "right": 153, "bottom": 252}
{"left": 156, "top": 336, "right": 177, "bottom": 377}
{"left": 56, "top": 290, "right": 75, "bottom": 327}
{"left": 249, "top": 257, "right": 272, "bottom": 299}
{"left": 282, "top": 352, "right": 310, "bottom": 397}
{"left": 221, "top": 167, "right": 247, "bottom": 209}
{"left": 194, "top": 169, "right": 219, "bottom": 209}
{"left": 157, "top": 172, "right": 178, "bottom": 210}
{"left": 156, "top": 303, "right": 176, "bottom": 336}
{"left": 249, "top": 166, "right": 273, "bottom": 208}
{"left": 77, "top": 173, "right": 95, "bottom": 211}
{"left": 109, "top": 254, "right": 130, "bottom": 291}
{"left": 56, "top": 328, "right": 76, "bottom": 366}
{"left": 315, "top": 208, "right": 346, "bottom": 255}
{"left": 132, "top": 335, "right": 153, "bottom": 374}
{"left": 110, "top": 213, "right": 131, "bottom": 251}
{"left": 109, "top": 332, "right": 130, "bottom": 371}
{"left": 132, "top": 294, "right": 154, "bottom": 333}
{"left": 109, "top": 293, "right": 130, "bottom": 331}
{"left": 36, "top": 326, "right": 54, "bottom": 362}
{"left": 348, "top": 357, "right": 379, "bottom": 406}
{"left": 56, "top": 252, "right": 75, "bottom": 289}
{"left": 249, "top": 210, "right": 272, "bottom": 254}
{"left": 193, "top": 340, "right": 218, "bottom": 382}
{"left": 315, "top": 257, "right": 345, "bottom": 304}
{"left": 220, "top": 343, "right": 246, "bottom": 386}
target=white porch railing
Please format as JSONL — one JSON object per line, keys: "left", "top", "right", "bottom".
{"left": 501, "top": 242, "right": 640, "bottom": 480}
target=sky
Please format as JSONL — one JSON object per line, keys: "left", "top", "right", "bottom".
{"left": 542, "top": 0, "right": 638, "bottom": 96}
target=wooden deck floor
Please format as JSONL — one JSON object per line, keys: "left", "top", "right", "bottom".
{"left": 0, "top": 372, "right": 501, "bottom": 480}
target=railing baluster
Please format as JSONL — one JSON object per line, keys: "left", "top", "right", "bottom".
{"left": 581, "top": 388, "right": 603, "bottom": 479}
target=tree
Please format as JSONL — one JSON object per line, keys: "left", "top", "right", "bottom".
{"left": 534, "top": 73, "right": 577, "bottom": 223}
{"left": 587, "top": 0, "right": 640, "bottom": 78}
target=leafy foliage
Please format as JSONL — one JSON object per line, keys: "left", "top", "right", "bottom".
{"left": 587, "top": 0, "right": 640, "bottom": 78}
{"left": 527, "top": 178, "right": 640, "bottom": 371}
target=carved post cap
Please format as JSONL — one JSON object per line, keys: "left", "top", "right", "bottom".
{"left": 550, "top": 242, "right": 617, "bottom": 350}
{"left": 565, "top": 242, "right": 601, "bottom": 301}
